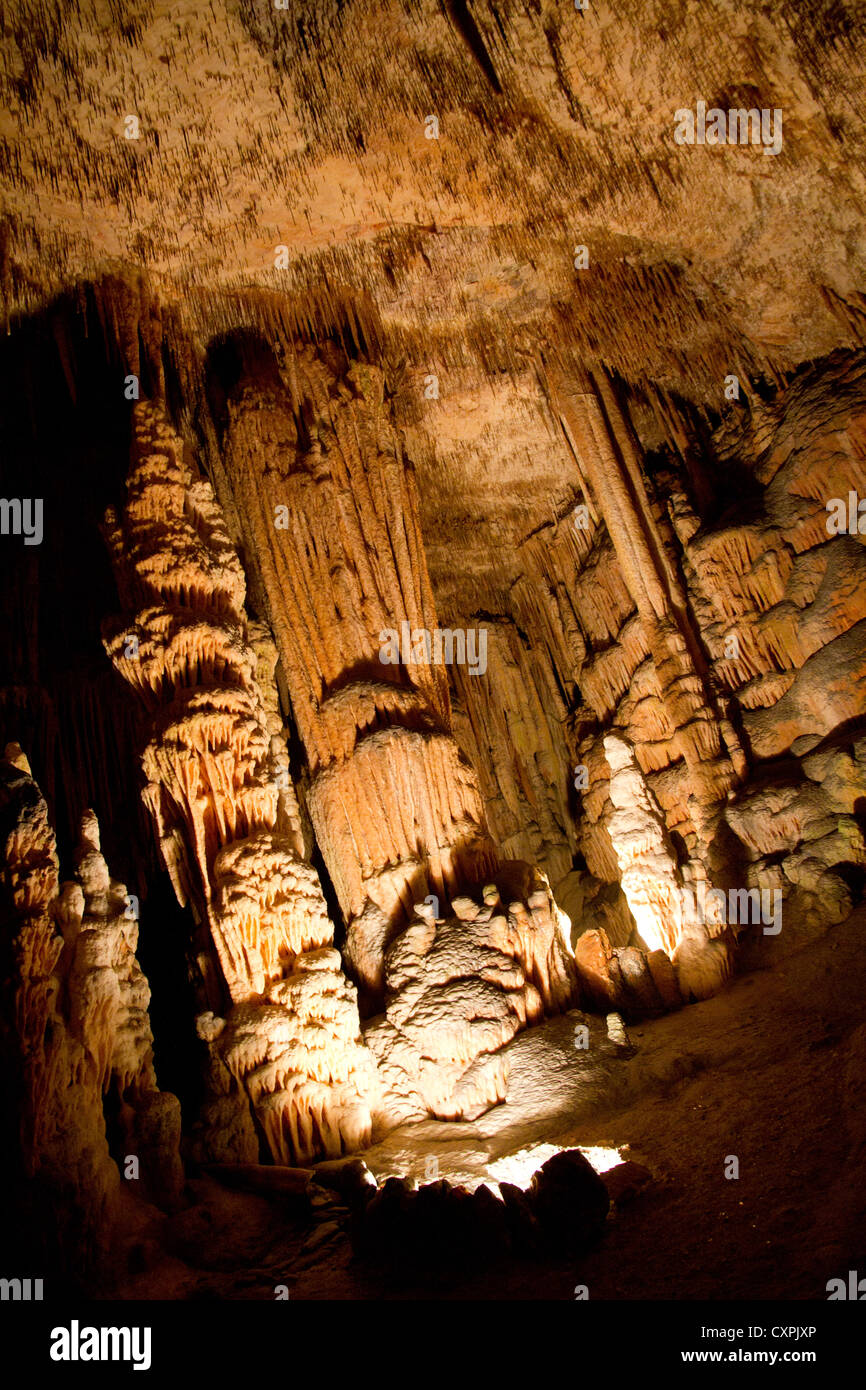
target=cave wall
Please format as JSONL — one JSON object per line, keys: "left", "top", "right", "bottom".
{"left": 2, "top": 0, "right": 866, "bottom": 1283}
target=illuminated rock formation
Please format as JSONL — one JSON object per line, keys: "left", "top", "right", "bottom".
{"left": 492, "top": 357, "right": 866, "bottom": 1004}
{"left": 600, "top": 731, "right": 730, "bottom": 1000}
{"left": 4, "top": 0, "right": 866, "bottom": 1305}
{"left": 603, "top": 732, "right": 685, "bottom": 958}
{"left": 368, "top": 867, "right": 575, "bottom": 1124}
{"left": 214, "top": 345, "right": 497, "bottom": 988}
{"left": 685, "top": 355, "right": 866, "bottom": 763}
{"left": 0, "top": 745, "right": 181, "bottom": 1278}
{"left": 548, "top": 368, "right": 747, "bottom": 839}
{"left": 103, "top": 401, "right": 378, "bottom": 1164}
{"left": 3, "top": 0, "right": 864, "bottom": 1029}
{"left": 215, "top": 341, "right": 575, "bottom": 1022}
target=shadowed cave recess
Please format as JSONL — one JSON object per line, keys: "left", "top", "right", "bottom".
{"left": 2, "top": 0, "right": 866, "bottom": 1310}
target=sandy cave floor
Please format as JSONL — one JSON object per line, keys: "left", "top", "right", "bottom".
{"left": 117, "top": 909, "right": 866, "bottom": 1302}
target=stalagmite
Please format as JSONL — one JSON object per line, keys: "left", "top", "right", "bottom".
{"left": 0, "top": 745, "right": 182, "bottom": 1277}
{"left": 602, "top": 732, "right": 731, "bottom": 1001}
{"left": 103, "top": 401, "right": 378, "bottom": 1164}
{"left": 5, "top": 0, "right": 866, "bottom": 1306}
{"left": 212, "top": 341, "right": 576, "bottom": 1122}
{"left": 603, "top": 732, "right": 685, "bottom": 958}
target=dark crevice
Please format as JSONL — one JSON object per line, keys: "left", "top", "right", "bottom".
{"left": 442, "top": 0, "right": 503, "bottom": 94}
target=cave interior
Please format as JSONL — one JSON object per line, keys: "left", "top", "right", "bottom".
{"left": 2, "top": 0, "right": 866, "bottom": 1306}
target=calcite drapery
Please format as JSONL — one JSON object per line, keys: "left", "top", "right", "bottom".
{"left": 103, "top": 401, "right": 378, "bottom": 1164}
{"left": 217, "top": 343, "right": 498, "bottom": 986}
{"left": 450, "top": 618, "right": 576, "bottom": 891}
{"left": 0, "top": 745, "right": 182, "bottom": 1277}
{"left": 2, "top": 0, "right": 866, "bottom": 1036}
{"left": 482, "top": 366, "right": 742, "bottom": 1002}
{"left": 549, "top": 366, "right": 747, "bottom": 837}
{"left": 212, "top": 340, "right": 576, "bottom": 1120}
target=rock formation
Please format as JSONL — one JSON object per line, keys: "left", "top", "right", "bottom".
{"left": 215, "top": 341, "right": 499, "bottom": 991}
{"left": 3, "top": 0, "right": 866, "bottom": 1303}
{"left": 206, "top": 337, "right": 577, "bottom": 1117}
{"left": 102, "top": 400, "right": 378, "bottom": 1164}
{"left": 367, "top": 867, "right": 574, "bottom": 1124}
{"left": 101, "top": 393, "right": 575, "bottom": 1148}
{"left": 0, "top": 744, "right": 182, "bottom": 1282}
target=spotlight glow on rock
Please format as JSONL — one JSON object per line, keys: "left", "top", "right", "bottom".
{"left": 486, "top": 1142, "right": 623, "bottom": 1190}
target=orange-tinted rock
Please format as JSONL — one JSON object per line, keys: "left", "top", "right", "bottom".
{"left": 103, "top": 402, "right": 379, "bottom": 1164}
{"left": 0, "top": 748, "right": 182, "bottom": 1276}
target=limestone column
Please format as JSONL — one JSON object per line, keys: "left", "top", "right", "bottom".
{"left": 547, "top": 365, "right": 744, "bottom": 985}
{"left": 219, "top": 343, "right": 499, "bottom": 996}
{"left": 214, "top": 341, "right": 576, "bottom": 1125}
{"left": 0, "top": 744, "right": 182, "bottom": 1278}
{"left": 103, "top": 401, "right": 378, "bottom": 1165}
{"left": 549, "top": 365, "right": 747, "bottom": 839}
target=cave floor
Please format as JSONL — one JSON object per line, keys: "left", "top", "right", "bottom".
{"left": 118, "top": 909, "right": 866, "bottom": 1301}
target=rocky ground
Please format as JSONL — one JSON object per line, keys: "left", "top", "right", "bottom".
{"left": 112, "top": 906, "right": 866, "bottom": 1301}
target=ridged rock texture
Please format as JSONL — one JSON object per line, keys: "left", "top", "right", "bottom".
{"left": 512, "top": 355, "right": 866, "bottom": 1006}
{"left": 365, "top": 867, "right": 575, "bottom": 1125}
{"left": 3, "top": 0, "right": 866, "bottom": 1284}
{"left": 209, "top": 337, "right": 577, "bottom": 1114}
{"left": 103, "top": 400, "right": 378, "bottom": 1164}
{"left": 100, "top": 395, "right": 575, "bottom": 1147}
{"left": 215, "top": 341, "right": 498, "bottom": 985}
{"left": 0, "top": 744, "right": 182, "bottom": 1284}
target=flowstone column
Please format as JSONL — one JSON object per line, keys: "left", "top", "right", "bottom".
{"left": 218, "top": 342, "right": 576, "bottom": 1124}
{"left": 549, "top": 365, "right": 744, "bottom": 994}
{"left": 551, "top": 368, "right": 746, "bottom": 805}
{"left": 603, "top": 734, "right": 733, "bottom": 1002}
{"left": 103, "top": 401, "right": 378, "bottom": 1164}
{"left": 0, "top": 745, "right": 182, "bottom": 1279}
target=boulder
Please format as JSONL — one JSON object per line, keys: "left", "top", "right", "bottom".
{"left": 528, "top": 1148, "right": 610, "bottom": 1254}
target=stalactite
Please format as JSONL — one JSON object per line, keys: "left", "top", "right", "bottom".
{"left": 218, "top": 342, "right": 497, "bottom": 983}
{"left": 213, "top": 339, "right": 576, "bottom": 1125}
{"left": 4, "top": 0, "right": 866, "bottom": 1306}
{"left": 102, "top": 400, "right": 379, "bottom": 1164}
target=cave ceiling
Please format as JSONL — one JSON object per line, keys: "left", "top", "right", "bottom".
{"left": 4, "top": 0, "right": 866, "bottom": 1314}
{"left": 3, "top": 0, "right": 866, "bottom": 611}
